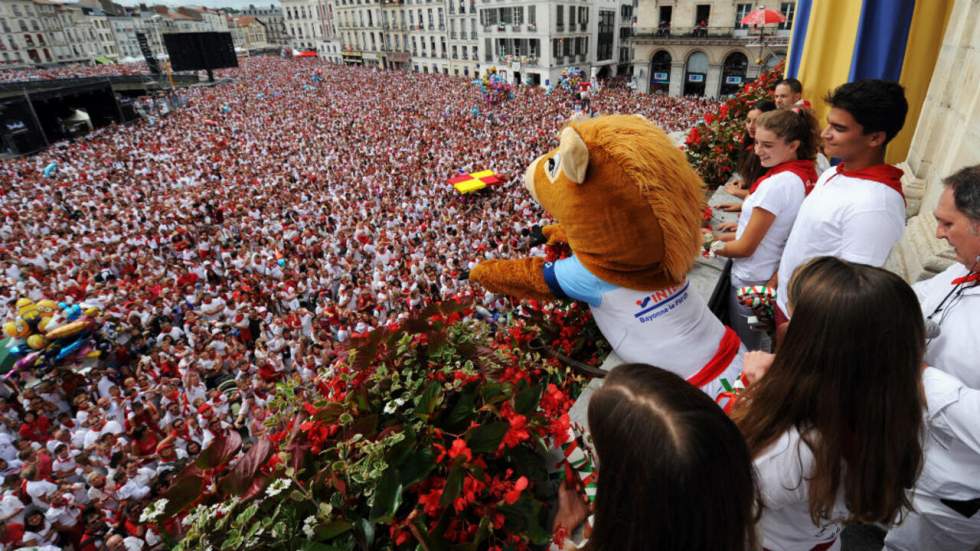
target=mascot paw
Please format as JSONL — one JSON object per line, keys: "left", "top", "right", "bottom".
{"left": 542, "top": 224, "right": 569, "bottom": 245}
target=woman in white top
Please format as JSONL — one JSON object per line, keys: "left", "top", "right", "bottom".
{"left": 733, "top": 257, "right": 925, "bottom": 550}
{"left": 713, "top": 109, "right": 819, "bottom": 350}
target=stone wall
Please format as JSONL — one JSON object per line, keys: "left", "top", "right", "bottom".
{"left": 887, "top": 0, "right": 980, "bottom": 282}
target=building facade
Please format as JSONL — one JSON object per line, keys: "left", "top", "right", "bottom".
{"left": 240, "top": 4, "right": 289, "bottom": 45}
{"left": 230, "top": 16, "right": 270, "bottom": 51}
{"left": 282, "top": 0, "right": 334, "bottom": 51}
{"left": 631, "top": 0, "right": 794, "bottom": 97}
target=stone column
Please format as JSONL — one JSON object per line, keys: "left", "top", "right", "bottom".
{"left": 887, "top": 0, "right": 980, "bottom": 282}
{"left": 668, "top": 60, "right": 684, "bottom": 96}
{"left": 704, "top": 63, "right": 721, "bottom": 98}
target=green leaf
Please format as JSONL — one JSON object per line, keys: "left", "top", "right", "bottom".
{"left": 507, "top": 446, "right": 549, "bottom": 491}
{"left": 356, "top": 518, "right": 376, "bottom": 550}
{"left": 499, "top": 497, "right": 551, "bottom": 545}
{"left": 317, "top": 519, "right": 354, "bottom": 540}
{"left": 448, "top": 516, "right": 490, "bottom": 551}
{"left": 415, "top": 381, "right": 443, "bottom": 421}
{"left": 478, "top": 382, "right": 506, "bottom": 404}
{"left": 232, "top": 503, "right": 259, "bottom": 528}
{"left": 368, "top": 468, "right": 403, "bottom": 523}
{"left": 316, "top": 402, "right": 346, "bottom": 423}
{"left": 514, "top": 383, "right": 542, "bottom": 416}
{"left": 439, "top": 462, "right": 465, "bottom": 508}
{"left": 465, "top": 421, "right": 508, "bottom": 454}
{"left": 387, "top": 427, "right": 417, "bottom": 467}
{"left": 443, "top": 391, "right": 477, "bottom": 432}
{"left": 220, "top": 530, "right": 243, "bottom": 551}
{"left": 398, "top": 446, "right": 437, "bottom": 488}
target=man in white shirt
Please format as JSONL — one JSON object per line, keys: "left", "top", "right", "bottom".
{"left": 775, "top": 80, "right": 909, "bottom": 327}
{"left": 885, "top": 165, "right": 980, "bottom": 550}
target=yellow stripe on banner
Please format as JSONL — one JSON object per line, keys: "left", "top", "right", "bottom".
{"left": 795, "top": 0, "right": 865, "bottom": 135}
{"left": 888, "top": 0, "right": 953, "bottom": 164}
{"left": 454, "top": 180, "right": 487, "bottom": 194}
{"left": 469, "top": 169, "right": 495, "bottom": 179}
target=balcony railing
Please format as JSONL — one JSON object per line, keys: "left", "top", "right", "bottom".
{"left": 470, "top": 31, "right": 477, "bottom": 39}
{"left": 556, "top": 24, "right": 564, "bottom": 32}
{"left": 527, "top": 23, "right": 536, "bottom": 32}
{"left": 632, "top": 25, "right": 790, "bottom": 45}
{"left": 450, "top": 31, "right": 457, "bottom": 38}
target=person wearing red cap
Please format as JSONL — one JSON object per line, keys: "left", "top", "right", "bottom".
{"left": 774, "top": 80, "right": 909, "bottom": 332}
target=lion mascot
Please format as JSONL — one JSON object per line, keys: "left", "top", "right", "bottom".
{"left": 469, "top": 114, "right": 744, "bottom": 402}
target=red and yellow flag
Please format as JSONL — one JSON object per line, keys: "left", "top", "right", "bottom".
{"left": 447, "top": 169, "right": 501, "bottom": 194}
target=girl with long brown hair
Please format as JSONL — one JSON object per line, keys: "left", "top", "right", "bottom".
{"left": 553, "top": 363, "right": 760, "bottom": 551}
{"left": 733, "top": 257, "right": 925, "bottom": 550}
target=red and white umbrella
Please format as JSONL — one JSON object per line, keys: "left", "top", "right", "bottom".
{"left": 740, "top": 6, "right": 786, "bottom": 26}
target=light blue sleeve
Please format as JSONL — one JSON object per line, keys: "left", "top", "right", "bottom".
{"left": 549, "top": 256, "right": 617, "bottom": 307}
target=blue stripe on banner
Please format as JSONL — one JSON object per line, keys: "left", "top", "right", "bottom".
{"left": 542, "top": 262, "right": 570, "bottom": 300}
{"left": 848, "top": 0, "right": 916, "bottom": 81}
{"left": 787, "top": 0, "right": 812, "bottom": 78}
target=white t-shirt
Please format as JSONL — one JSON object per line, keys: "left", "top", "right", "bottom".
{"left": 913, "top": 263, "right": 980, "bottom": 387}
{"left": 919, "top": 367, "right": 980, "bottom": 499}
{"left": 732, "top": 171, "right": 806, "bottom": 284}
{"left": 551, "top": 256, "right": 744, "bottom": 398}
{"left": 755, "top": 428, "right": 845, "bottom": 551}
{"left": 776, "top": 167, "right": 906, "bottom": 314}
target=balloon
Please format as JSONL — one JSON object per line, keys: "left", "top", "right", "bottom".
{"left": 56, "top": 339, "right": 84, "bottom": 361}
{"left": 277, "top": 259, "right": 286, "bottom": 267}
{"left": 26, "top": 334, "right": 47, "bottom": 350}
{"left": 43, "top": 162, "right": 58, "bottom": 178}
{"left": 83, "top": 307, "right": 100, "bottom": 317}
{"left": 39, "top": 316, "right": 52, "bottom": 331}
{"left": 65, "top": 305, "right": 82, "bottom": 322}
{"left": 11, "top": 320, "right": 29, "bottom": 338}
{"left": 57, "top": 302, "right": 68, "bottom": 310}
{"left": 14, "top": 351, "right": 40, "bottom": 370}
{"left": 15, "top": 298, "right": 33, "bottom": 312}
{"left": 36, "top": 300, "right": 58, "bottom": 314}
{"left": 2, "top": 322, "right": 17, "bottom": 338}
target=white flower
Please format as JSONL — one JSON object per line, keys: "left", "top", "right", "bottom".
{"left": 383, "top": 396, "right": 408, "bottom": 414}
{"left": 265, "top": 477, "right": 292, "bottom": 497}
{"left": 139, "top": 498, "right": 169, "bottom": 523}
{"left": 302, "top": 515, "right": 317, "bottom": 538}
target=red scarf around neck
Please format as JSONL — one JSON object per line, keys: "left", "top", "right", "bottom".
{"left": 831, "top": 163, "right": 905, "bottom": 200}
{"left": 749, "top": 159, "right": 818, "bottom": 195}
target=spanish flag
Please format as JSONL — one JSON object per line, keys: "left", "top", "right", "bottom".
{"left": 786, "top": 0, "right": 953, "bottom": 163}
{"left": 447, "top": 170, "right": 502, "bottom": 194}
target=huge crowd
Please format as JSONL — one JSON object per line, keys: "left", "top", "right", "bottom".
{"left": 0, "top": 62, "right": 153, "bottom": 83}
{"left": 0, "top": 57, "right": 721, "bottom": 549}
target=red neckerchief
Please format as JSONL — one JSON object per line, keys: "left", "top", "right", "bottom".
{"left": 749, "top": 159, "right": 818, "bottom": 195}
{"left": 951, "top": 272, "right": 979, "bottom": 286}
{"left": 829, "top": 163, "right": 905, "bottom": 200}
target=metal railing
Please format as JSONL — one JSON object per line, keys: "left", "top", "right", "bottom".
{"left": 632, "top": 25, "right": 791, "bottom": 43}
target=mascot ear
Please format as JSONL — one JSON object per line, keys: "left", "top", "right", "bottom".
{"left": 558, "top": 127, "right": 589, "bottom": 184}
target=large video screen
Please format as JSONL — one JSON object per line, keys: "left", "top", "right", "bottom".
{"left": 163, "top": 32, "right": 239, "bottom": 72}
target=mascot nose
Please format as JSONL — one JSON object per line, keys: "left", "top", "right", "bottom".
{"left": 524, "top": 159, "right": 539, "bottom": 203}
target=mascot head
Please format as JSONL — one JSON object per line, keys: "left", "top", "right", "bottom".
{"left": 525, "top": 114, "right": 704, "bottom": 290}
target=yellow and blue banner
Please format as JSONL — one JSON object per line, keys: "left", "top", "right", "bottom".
{"left": 786, "top": 0, "right": 953, "bottom": 163}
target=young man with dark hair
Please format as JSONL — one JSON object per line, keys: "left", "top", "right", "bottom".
{"left": 773, "top": 79, "right": 909, "bottom": 324}
{"left": 773, "top": 78, "right": 803, "bottom": 109}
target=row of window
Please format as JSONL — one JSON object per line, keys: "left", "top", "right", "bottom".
{"left": 656, "top": 3, "right": 794, "bottom": 31}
